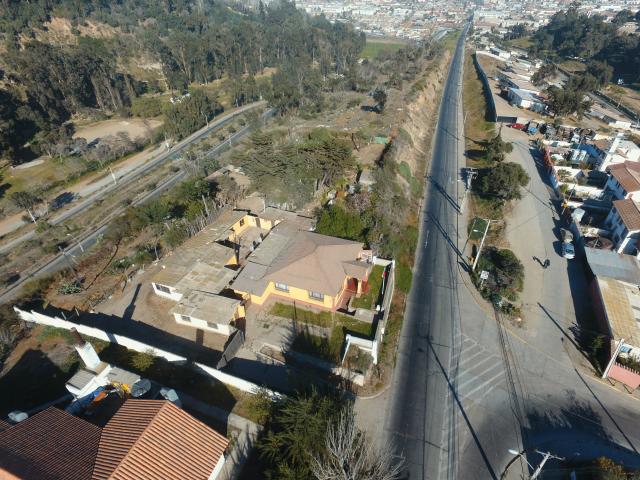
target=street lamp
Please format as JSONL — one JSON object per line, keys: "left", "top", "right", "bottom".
{"left": 472, "top": 219, "right": 492, "bottom": 271}
{"left": 506, "top": 449, "right": 564, "bottom": 480}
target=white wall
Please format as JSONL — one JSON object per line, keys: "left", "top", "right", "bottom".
{"left": 13, "top": 307, "right": 279, "bottom": 398}
{"left": 208, "top": 455, "right": 226, "bottom": 480}
{"left": 174, "top": 314, "right": 234, "bottom": 336}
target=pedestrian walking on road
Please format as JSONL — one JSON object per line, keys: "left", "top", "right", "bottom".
{"left": 543, "top": 259, "right": 550, "bottom": 269}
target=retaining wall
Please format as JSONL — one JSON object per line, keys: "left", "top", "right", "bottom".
{"left": 14, "top": 307, "right": 277, "bottom": 397}
{"left": 472, "top": 52, "right": 497, "bottom": 122}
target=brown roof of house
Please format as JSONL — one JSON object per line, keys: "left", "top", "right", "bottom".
{"left": 0, "top": 420, "right": 11, "bottom": 433}
{"left": 613, "top": 199, "right": 640, "bottom": 231}
{"left": 0, "top": 407, "right": 101, "bottom": 480}
{"left": 266, "top": 232, "right": 367, "bottom": 296}
{"left": 609, "top": 161, "right": 640, "bottom": 193}
{"left": 92, "top": 399, "right": 228, "bottom": 480}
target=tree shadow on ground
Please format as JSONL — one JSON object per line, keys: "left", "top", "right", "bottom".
{"left": 0, "top": 348, "right": 75, "bottom": 417}
{"left": 520, "top": 388, "right": 640, "bottom": 475}
{"left": 0, "top": 181, "right": 11, "bottom": 201}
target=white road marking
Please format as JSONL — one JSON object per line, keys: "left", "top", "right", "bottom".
{"left": 460, "top": 369, "right": 506, "bottom": 400}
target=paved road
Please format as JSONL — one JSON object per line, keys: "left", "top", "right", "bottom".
{"left": 385, "top": 26, "right": 640, "bottom": 480}
{"left": 0, "top": 101, "right": 267, "bottom": 255}
{"left": 384, "top": 26, "right": 480, "bottom": 479}
{"left": 0, "top": 108, "right": 275, "bottom": 305}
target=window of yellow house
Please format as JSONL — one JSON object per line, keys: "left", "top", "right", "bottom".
{"left": 275, "top": 282, "right": 289, "bottom": 292}
{"left": 239, "top": 218, "right": 245, "bottom": 227}
{"left": 308, "top": 291, "right": 324, "bottom": 300}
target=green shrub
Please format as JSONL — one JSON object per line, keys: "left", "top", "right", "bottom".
{"left": 244, "top": 387, "right": 274, "bottom": 425}
{"left": 395, "top": 261, "right": 413, "bottom": 293}
{"left": 130, "top": 350, "right": 155, "bottom": 372}
{"left": 130, "top": 96, "right": 164, "bottom": 117}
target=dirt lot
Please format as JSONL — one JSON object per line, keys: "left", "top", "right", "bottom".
{"left": 74, "top": 117, "right": 163, "bottom": 143}
{"left": 604, "top": 84, "right": 640, "bottom": 118}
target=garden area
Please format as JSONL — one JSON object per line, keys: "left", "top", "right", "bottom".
{"left": 269, "top": 302, "right": 375, "bottom": 364}
{"left": 351, "top": 265, "right": 385, "bottom": 309}
{"left": 472, "top": 246, "right": 524, "bottom": 316}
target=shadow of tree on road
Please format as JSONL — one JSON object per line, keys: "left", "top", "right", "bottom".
{"left": 518, "top": 389, "right": 640, "bottom": 477}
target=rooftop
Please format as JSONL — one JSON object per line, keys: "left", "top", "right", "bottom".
{"left": 509, "top": 87, "right": 545, "bottom": 104}
{"left": 0, "top": 407, "right": 101, "bottom": 480}
{"left": 93, "top": 399, "right": 228, "bottom": 480}
{"left": 152, "top": 208, "right": 242, "bottom": 291}
{"left": 613, "top": 198, "right": 640, "bottom": 231}
{"left": 609, "top": 161, "right": 640, "bottom": 193}
{"left": 170, "top": 290, "right": 241, "bottom": 325}
{"left": 233, "top": 227, "right": 370, "bottom": 297}
{"left": 585, "top": 247, "right": 640, "bottom": 285}
{"left": 0, "top": 399, "right": 231, "bottom": 480}
{"left": 586, "top": 247, "right": 640, "bottom": 347}
{"left": 597, "top": 277, "right": 640, "bottom": 347}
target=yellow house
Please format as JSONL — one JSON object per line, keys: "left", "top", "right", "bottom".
{"left": 150, "top": 207, "right": 261, "bottom": 334}
{"left": 232, "top": 223, "right": 373, "bottom": 311}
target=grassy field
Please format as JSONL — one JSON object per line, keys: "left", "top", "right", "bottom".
{"left": 505, "top": 36, "right": 533, "bottom": 50}
{"left": 361, "top": 38, "right": 406, "bottom": 59}
{"left": 463, "top": 52, "right": 495, "bottom": 167}
{"left": 559, "top": 60, "right": 587, "bottom": 73}
{"left": 440, "top": 31, "right": 461, "bottom": 52}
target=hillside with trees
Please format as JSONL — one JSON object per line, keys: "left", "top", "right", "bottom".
{"left": 529, "top": 7, "right": 640, "bottom": 83}
{"left": 0, "top": 0, "right": 364, "bottom": 163}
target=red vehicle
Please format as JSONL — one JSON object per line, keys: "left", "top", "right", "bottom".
{"left": 508, "top": 123, "right": 525, "bottom": 129}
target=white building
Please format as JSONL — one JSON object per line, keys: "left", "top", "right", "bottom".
{"left": 604, "top": 161, "right": 640, "bottom": 200}
{"left": 605, "top": 198, "right": 640, "bottom": 254}
{"left": 508, "top": 88, "right": 546, "bottom": 113}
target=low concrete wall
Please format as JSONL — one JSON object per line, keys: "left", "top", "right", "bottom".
{"left": 14, "top": 307, "right": 278, "bottom": 397}
{"left": 343, "top": 259, "right": 396, "bottom": 365}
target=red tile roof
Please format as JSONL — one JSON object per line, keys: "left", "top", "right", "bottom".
{"left": 0, "top": 420, "right": 11, "bottom": 433}
{"left": 613, "top": 199, "right": 640, "bottom": 231}
{"left": 609, "top": 161, "right": 640, "bottom": 193}
{"left": 92, "top": 399, "right": 229, "bottom": 480}
{"left": 0, "top": 407, "right": 101, "bottom": 480}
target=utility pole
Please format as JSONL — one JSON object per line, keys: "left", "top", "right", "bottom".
{"left": 201, "top": 194, "right": 210, "bottom": 217}
{"left": 472, "top": 219, "right": 491, "bottom": 271}
{"left": 530, "top": 450, "right": 564, "bottom": 480}
{"left": 59, "top": 246, "right": 81, "bottom": 285}
{"left": 109, "top": 166, "right": 117, "bottom": 185}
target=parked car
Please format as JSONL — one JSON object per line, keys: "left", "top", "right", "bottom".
{"left": 562, "top": 241, "right": 575, "bottom": 259}
{"left": 508, "top": 123, "right": 525, "bottom": 129}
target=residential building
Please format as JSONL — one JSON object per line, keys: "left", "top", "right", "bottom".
{"left": 604, "top": 161, "right": 640, "bottom": 200}
{"left": 604, "top": 198, "right": 640, "bottom": 254}
{"left": 0, "top": 400, "right": 229, "bottom": 480}
{"left": 0, "top": 407, "right": 101, "bottom": 480}
{"left": 581, "top": 134, "right": 640, "bottom": 171}
{"left": 232, "top": 223, "right": 373, "bottom": 311}
{"left": 150, "top": 207, "right": 266, "bottom": 334}
{"left": 586, "top": 247, "right": 640, "bottom": 356}
{"left": 507, "top": 87, "right": 547, "bottom": 113}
